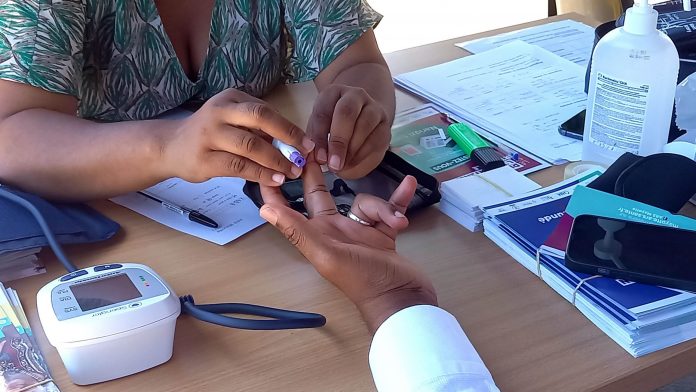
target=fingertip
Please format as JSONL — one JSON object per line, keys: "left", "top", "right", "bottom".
{"left": 305, "top": 152, "right": 319, "bottom": 165}
{"left": 259, "top": 205, "right": 278, "bottom": 225}
{"left": 395, "top": 220, "right": 410, "bottom": 231}
{"left": 316, "top": 147, "right": 328, "bottom": 164}
{"left": 394, "top": 175, "right": 418, "bottom": 201}
{"left": 384, "top": 213, "right": 409, "bottom": 231}
{"left": 290, "top": 165, "right": 302, "bottom": 179}
{"left": 271, "top": 173, "right": 286, "bottom": 185}
{"left": 302, "top": 137, "right": 316, "bottom": 154}
{"left": 301, "top": 154, "right": 324, "bottom": 177}
{"left": 391, "top": 209, "right": 409, "bottom": 225}
{"left": 329, "top": 154, "right": 342, "bottom": 171}
{"left": 398, "top": 218, "right": 410, "bottom": 230}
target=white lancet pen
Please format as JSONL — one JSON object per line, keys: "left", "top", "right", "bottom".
{"left": 273, "top": 139, "right": 306, "bottom": 168}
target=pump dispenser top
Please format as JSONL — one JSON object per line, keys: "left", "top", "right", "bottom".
{"left": 623, "top": 0, "right": 658, "bottom": 35}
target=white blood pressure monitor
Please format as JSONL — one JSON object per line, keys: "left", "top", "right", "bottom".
{"left": 37, "top": 263, "right": 180, "bottom": 385}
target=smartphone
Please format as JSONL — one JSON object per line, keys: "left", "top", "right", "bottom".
{"left": 558, "top": 110, "right": 585, "bottom": 140}
{"left": 565, "top": 215, "right": 696, "bottom": 291}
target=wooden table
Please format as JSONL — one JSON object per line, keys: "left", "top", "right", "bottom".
{"left": 12, "top": 13, "right": 696, "bottom": 392}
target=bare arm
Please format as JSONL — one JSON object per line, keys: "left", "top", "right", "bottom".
{"left": 313, "top": 29, "right": 395, "bottom": 123}
{"left": 308, "top": 29, "right": 395, "bottom": 178}
{"left": 0, "top": 82, "right": 313, "bottom": 201}
{"left": 0, "top": 81, "right": 170, "bottom": 201}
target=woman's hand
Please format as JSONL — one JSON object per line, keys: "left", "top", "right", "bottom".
{"left": 306, "top": 84, "right": 391, "bottom": 179}
{"left": 259, "top": 158, "right": 436, "bottom": 333}
{"left": 161, "top": 89, "right": 315, "bottom": 186}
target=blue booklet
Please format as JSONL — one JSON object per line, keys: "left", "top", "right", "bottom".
{"left": 547, "top": 186, "right": 696, "bottom": 322}
{"left": 482, "top": 172, "right": 696, "bottom": 356}
{"left": 482, "top": 172, "right": 640, "bottom": 323}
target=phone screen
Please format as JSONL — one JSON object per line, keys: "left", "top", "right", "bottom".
{"left": 558, "top": 110, "right": 585, "bottom": 139}
{"left": 566, "top": 215, "right": 696, "bottom": 281}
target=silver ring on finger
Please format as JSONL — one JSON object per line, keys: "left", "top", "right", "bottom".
{"left": 347, "top": 210, "right": 373, "bottom": 226}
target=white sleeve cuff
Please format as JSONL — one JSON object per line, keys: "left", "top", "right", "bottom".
{"left": 369, "top": 305, "right": 498, "bottom": 392}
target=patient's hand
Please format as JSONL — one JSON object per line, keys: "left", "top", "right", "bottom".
{"left": 260, "top": 158, "right": 436, "bottom": 333}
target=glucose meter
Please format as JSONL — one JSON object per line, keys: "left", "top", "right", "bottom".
{"left": 0, "top": 185, "right": 325, "bottom": 386}
{"left": 37, "top": 263, "right": 180, "bottom": 385}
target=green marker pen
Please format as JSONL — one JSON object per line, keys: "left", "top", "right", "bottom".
{"left": 447, "top": 123, "right": 505, "bottom": 172}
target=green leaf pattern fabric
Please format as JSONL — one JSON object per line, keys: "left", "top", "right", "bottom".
{"left": 0, "top": 0, "right": 381, "bottom": 121}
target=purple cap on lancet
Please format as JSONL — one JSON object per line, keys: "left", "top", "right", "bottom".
{"left": 290, "top": 152, "right": 306, "bottom": 168}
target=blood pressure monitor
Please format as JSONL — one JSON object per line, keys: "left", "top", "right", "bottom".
{"left": 37, "top": 263, "right": 180, "bottom": 385}
{"left": 0, "top": 185, "right": 325, "bottom": 387}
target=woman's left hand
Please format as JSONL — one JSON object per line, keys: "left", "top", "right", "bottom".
{"left": 306, "top": 84, "right": 391, "bottom": 179}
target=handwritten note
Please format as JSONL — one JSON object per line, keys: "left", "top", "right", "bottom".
{"left": 111, "top": 177, "right": 264, "bottom": 245}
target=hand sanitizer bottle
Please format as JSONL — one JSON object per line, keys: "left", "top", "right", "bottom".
{"left": 582, "top": 0, "right": 680, "bottom": 165}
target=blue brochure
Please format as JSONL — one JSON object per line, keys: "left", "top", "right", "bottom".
{"left": 483, "top": 172, "right": 696, "bottom": 356}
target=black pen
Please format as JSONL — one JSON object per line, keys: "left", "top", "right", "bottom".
{"left": 137, "top": 191, "right": 219, "bottom": 229}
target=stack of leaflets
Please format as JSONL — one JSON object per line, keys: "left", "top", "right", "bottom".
{"left": 483, "top": 171, "right": 696, "bottom": 357}
{"left": 0, "top": 250, "right": 46, "bottom": 282}
{"left": 0, "top": 283, "right": 59, "bottom": 390}
{"left": 439, "top": 166, "right": 541, "bottom": 231}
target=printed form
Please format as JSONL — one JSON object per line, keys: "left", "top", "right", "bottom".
{"left": 111, "top": 177, "right": 264, "bottom": 245}
{"left": 395, "top": 40, "right": 587, "bottom": 163}
{"left": 457, "top": 19, "right": 595, "bottom": 67}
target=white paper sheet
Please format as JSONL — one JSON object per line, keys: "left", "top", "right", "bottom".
{"left": 456, "top": 19, "right": 595, "bottom": 68}
{"left": 442, "top": 165, "right": 540, "bottom": 207}
{"left": 395, "top": 41, "right": 587, "bottom": 163}
{"left": 111, "top": 177, "right": 264, "bottom": 245}
{"left": 439, "top": 165, "right": 541, "bottom": 232}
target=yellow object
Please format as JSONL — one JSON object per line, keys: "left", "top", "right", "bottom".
{"left": 556, "top": 0, "right": 623, "bottom": 22}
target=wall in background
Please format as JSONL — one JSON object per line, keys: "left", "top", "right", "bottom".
{"left": 367, "top": 0, "right": 548, "bottom": 53}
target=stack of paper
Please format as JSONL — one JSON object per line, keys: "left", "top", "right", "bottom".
{"left": 482, "top": 172, "right": 696, "bottom": 357}
{"left": 0, "top": 248, "right": 45, "bottom": 282}
{"left": 395, "top": 40, "right": 587, "bottom": 164}
{"left": 456, "top": 19, "right": 595, "bottom": 67}
{"left": 439, "top": 165, "right": 541, "bottom": 231}
{"left": 0, "top": 283, "right": 60, "bottom": 391}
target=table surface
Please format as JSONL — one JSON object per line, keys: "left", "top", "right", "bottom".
{"left": 11, "top": 13, "right": 696, "bottom": 392}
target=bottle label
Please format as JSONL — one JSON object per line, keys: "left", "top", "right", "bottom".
{"left": 587, "top": 72, "right": 650, "bottom": 153}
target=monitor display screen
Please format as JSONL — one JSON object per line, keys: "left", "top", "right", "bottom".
{"left": 70, "top": 274, "right": 142, "bottom": 312}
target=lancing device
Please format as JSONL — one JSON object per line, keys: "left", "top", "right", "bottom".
{"left": 272, "top": 139, "right": 306, "bottom": 168}
{"left": 447, "top": 123, "right": 505, "bottom": 172}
